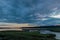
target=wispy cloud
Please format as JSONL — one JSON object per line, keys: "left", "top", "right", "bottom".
{"left": 49, "top": 7, "right": 60, "bottom": 18}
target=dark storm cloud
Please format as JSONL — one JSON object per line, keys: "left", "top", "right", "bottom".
{"left": 0, "top": 0, "right": 60, "bottom": 25}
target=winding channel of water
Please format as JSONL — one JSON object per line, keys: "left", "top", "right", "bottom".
{"left": 40, "top": 30, "right": 60, "bottom": 40}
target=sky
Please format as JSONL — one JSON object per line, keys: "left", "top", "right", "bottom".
{"left": 0, "top": 0, "right": 60, "bottom": 26}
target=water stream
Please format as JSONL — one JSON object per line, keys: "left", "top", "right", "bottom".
{"left": 40, "top": 30, "right": 60, "bottom": 40}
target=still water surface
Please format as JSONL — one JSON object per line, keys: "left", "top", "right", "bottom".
{"left": 40, "top": 30, "right": 60, "bottom": 39}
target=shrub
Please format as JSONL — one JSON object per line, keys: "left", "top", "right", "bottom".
{"left": 0, "top": 31, "right": 56, "bottom": 40}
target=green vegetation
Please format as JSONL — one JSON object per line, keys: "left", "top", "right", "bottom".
{"left": 0, "top": 30, "right": 56, "bottom": 40}
{"left": 47, "top": 28, "right": 60, "bottom": 32}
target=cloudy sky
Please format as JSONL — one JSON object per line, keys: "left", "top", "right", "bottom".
{"left": 0, "top": 0, "right": 60, "bottom": 26}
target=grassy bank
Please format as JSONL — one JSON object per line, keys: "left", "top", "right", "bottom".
{"left": 0, "top": 30, "right": 56, "bottom": 40}
{"left": 47, "top": 28, "right": 60, "bottom": 32}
